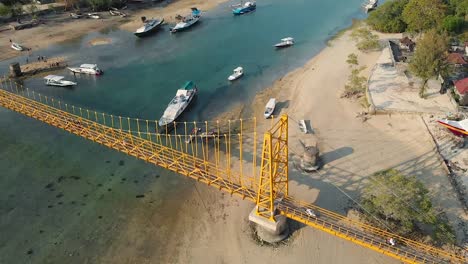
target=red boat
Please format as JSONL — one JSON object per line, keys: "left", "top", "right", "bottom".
{"left": 437, "top": 119, "right": 468, "bottom": 137}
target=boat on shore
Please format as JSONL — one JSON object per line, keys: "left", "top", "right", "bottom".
{"left": 11, "top": 42, "right": 24, "bottom": 51}
{"left": 232, "top": 1, "right": 256, "bottom": 15}
{"left": 109, "top": 8, "right": 127, "bottom": 17}
{"left": 70, "top": 12, "right": 83, "bottom": 19}
{"left": 87, "top": 13, "right": 101, "bottom": 19}
{"left": 170, "top": 8, "right": 201, "bottom": 33}
{"left": 159, "top": 81, "right": 198, "bottom": 127}
{"left": 363, "top": 0, "right": 378, "bottom": 13}
{"left": 264, "top": 98, "right": 276, "bottom": 118}
{"left": 274, "top": 37, "right": 294, "bottom": 48}
{"left": 68, "top": 64, "right": 103, "bottom": 75}
{"left": 134, "top": 17, "right": 164, "bottom": 37}
{"left": 437, "top": 119, "right": 468, "bottom": 137}
{"left": 44, "top": 75, "right": 77, "bottom": 87}
{"left": 228, "top": 67, "right": 244, "bottom": 81}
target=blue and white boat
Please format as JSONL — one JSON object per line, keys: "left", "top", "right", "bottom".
{"left": 170, "top": 8, "right": 201, "bottom": 33}
{"left": 232, "top": 1, "right": 256, "bottom": 15}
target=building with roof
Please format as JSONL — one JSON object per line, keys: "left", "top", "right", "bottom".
{"left": 447, "top": 53, "right": 467, "bottom": 67}
{"left": 454, "top": 77, "right": 468, "bottom": 106}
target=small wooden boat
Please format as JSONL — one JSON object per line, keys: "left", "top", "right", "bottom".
{"left": 228, "top": 67, "right": 244, "bottom": 81}
{"left": 299, "top": 120, "right": 308, "bottom": 134}
{"left": 11, "top": 42, "right": 24, "bottom": 51}
{"left": 274, "top": 37, "right": 294, "bottom": 48}
{"left": 44, "top": 75, "right": 77, "bottom": 87}
{"left": 185, "top": 127, "right": 202, "bottom": 144}
{"left": 264, "top": 98, "right": 276, "bottom": 118}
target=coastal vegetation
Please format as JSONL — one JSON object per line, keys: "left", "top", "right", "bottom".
{"left": 367, "top": 0, "right": 409, "bottom": 33}
{"left": 409, "top": 30, "right": 450, "bottom": 98}
{"left": 360, "top": 169, "right": 456, "bottom": 245}
{"left": 350, "top": 26, "right": 380, "bottom": 51}
{"left": 343, "top": 53, "right": 367, "bottom": 100}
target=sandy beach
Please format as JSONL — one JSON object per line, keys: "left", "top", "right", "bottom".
{"left": 1, "top": 2, "right": 467, "bottom": 263}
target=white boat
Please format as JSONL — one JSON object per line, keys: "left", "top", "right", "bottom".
{"left": 44, "top": 75, "right": 77, "bottom": 87}
{"left": 274, "top": 37, "right": 294, "bottom": 48}
{"left": 363, "top": 0, "right": 378, "bottom": 12}
{"left": 134, "top": 17, "right": 164, "bottom": 37}
{"left": 437, "top": 119, "right": 468, "bottom": 137}
{"left": 11, "top": 42, "right": 24, "bottom": 51}
{"left": 87, "top": 13, "right": 101, "bottom": 19}
{"left": 228, "top": 67, "right": 244, "bottom": 81}
{"left": 70, "top": 12, "right": 83, "bottom": 19}
{"left": 264, "top": 98, "right": 276, "bottom": 118}
{"left": 232, "top": 1, "right": 256, "bottom": 15}
{"left": 68, "top": 64, "right": 103, "bottom": 75}
{"left": 170, "top": 8, "right": 201, "bottom": 33}
{"left": 159, "top": 81, "right": 198, "bottom": 127}
{"left": 299, "top": 119, "right": 308, "bottom": 133}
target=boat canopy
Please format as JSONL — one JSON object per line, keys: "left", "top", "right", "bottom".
{"left": 281, "top": 37, "right": 294, "bottom": 42}
{"left": 176, "top": 89, "right": 190, "bottom": 96}
{"left": 191, "top": 7, "right": 201, "bottom": 16}
{"left": 80, "top": 64, "right": 97, "bottom": 69}
{"left": 234, "top": 67, "right": 243, "bottom": 72}
{"left": 182, "top": 81, "right": 195, "bottom": 89}
{"left": 44, "top": 75, "right": 64, "bottom": 81}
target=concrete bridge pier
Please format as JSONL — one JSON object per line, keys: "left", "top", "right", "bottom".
{"left": 249, "top": 206, "right": 289, "bottom": 243}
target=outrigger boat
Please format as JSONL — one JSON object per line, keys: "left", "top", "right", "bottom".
{"left": 159, "top": 81, "right": 198, "bottom": 127}
{"left": 11, "top": 42, "right": 24, "bottom": 51}
{"left": 232, "top": 1, "right": 256, "bottom": 15}
{"left": 363, "top": 0, "right": 378, "bottom": 13}
{"left": 264, "top": 98, "right": 276, "bottom": 118}
{"left": 134, "top": 17, "right": 164, "bottom": 37}
{"left": 274, "top": 37, "right": 294, "bottom": 48}
{"left": 44, "top": 75, "right": 77, "bottom": 87}
{"left": 437, "top": 119, "right": 468, "bottom": 137}
{"left": 68, "top": 64, "right": 103, "bottom": 75}
{"left": 228, "top": 67, "right": 244, "bottom": 81}
{"left": 170, "top": 8, "right": 201, "bottom": 33}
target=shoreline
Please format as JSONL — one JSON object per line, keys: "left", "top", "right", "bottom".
{"left": 0, "top": 0, "right": 228, "bottom": 62}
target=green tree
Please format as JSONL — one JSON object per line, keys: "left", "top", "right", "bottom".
{"left": 27, "top": 1, "right": 38, "bottom": 18}
{"left": 402, "top": 0, "right": 447, "bottom": 32}
{"left": 350, "top": 27, "right": 380, "bottom": 51}
{"left": 442, "top": 15, "right": 465, "bottom": 33}
{"left": 361, "top": 169, "right": 455, "bottom": 244}
{"left": 367, "top": 0, "right": 409, "bottom": 33}
{"left": 409, "top": 30, "right": 449, "bottom": 98}
{"left": 86, "top": 0, "right": 112, "bottom": 11}
{"left": 0, "top": 3, "right": 10, "bottom": 16}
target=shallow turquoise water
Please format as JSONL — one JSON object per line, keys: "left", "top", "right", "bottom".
{"left": 0, "top": 0, "right": 367, "bottom": 261}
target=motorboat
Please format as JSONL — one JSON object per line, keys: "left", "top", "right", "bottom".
{"left": 70, "top": 12, "right": 83, "bottom": 19}
{"left": 170, "top": 8, "right": 201, "bottom": 33}
{"left": 159, "top": 81, "right": 198, "bottom": 127}
{"left": 232, "top": 1, "right": 256, "bottom": 15}
{"left": 44, "top": 75, "right": 77, "bottom": 87}
{"left": 437, "top": 119, "right": 468, "bottom": 137}
{"left": 299, "top": 119, "right": 308, "bottom": 133}
{"left": 134, "top": 17, "right": 164, "bottom": 37}
{"left": 228, "top": 67, "right": 244, "bottom": 81}
{"left": 363, "top": 0, "right": 378, "bottom": 13}
{"left": 87, "top": 13, "right": 101, "bottom": 19}
{"left": 68, "top": 64, "right": 103, "bottom": 75}
{"left": 274, "top": 37, "right": 294, "bottom": 48}
{"left": 264, "top": 98, "right": 276, "bottom": 118}
{"left": 11, "top": 42, "right": 24, "bottom": 51}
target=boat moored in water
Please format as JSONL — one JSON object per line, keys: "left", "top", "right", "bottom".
{"left": 274, "top": 37, "right": 294, "bottom": 48}
{"left": 11, "top": 42, "right": 24, "bottom": 51}
{"left": 159, "top": 81, "right": 198, "bottom": 127}
{"left": 170, "top": 8, "right": 201, "bottom": 33}
{"left": 264, "top": 98, "right": 276, "bottom": 118}
{"left": 232, "top": 1, "right": 256, "bottom": 15}
{"left": 363, "top": 0, "right": 378, "bottom": 13}
{"left": 68, "top": 64, "right": 103, "bottom": 75}
{"left": 134, "top": 17, "right": 164, "bottom": 37}
{"left": 228, "top": 67, "right": 244, "bottom": 81}
{"left": 44, "top": 75, "right": 77, "bottom": 87}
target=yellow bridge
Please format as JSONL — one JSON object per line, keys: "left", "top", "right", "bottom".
{"left": 0, "top": 79, "right": 465, "bottom": 264}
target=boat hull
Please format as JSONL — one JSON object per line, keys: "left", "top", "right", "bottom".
{"left": 68, "top": 67, "right": 103, "bottom": 75}
{"left": 228, "top": 73, "right": 243, "bottom": 81}
{"left": 437, "top": 120, "right": 468, "bottom": 137}
{"left": 233, "top": 6, "right": 256, "bottom": 15}
{"left": 170, "top": 18, "right": 200, "bottom": 33}
{"left": 158, "top": 89, "right": 198, "bottom": 127}
{"left": 275, "top": 43, "right": 293, "bottom": 48}
{"left": 134, "top": 20, "right": 164, "bottom": 37}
